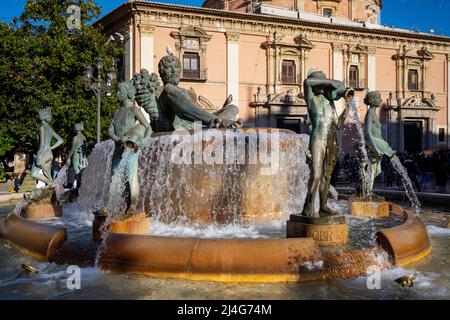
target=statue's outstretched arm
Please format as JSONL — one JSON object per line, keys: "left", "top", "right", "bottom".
{"left": 165, "top": 84, "right": 216, "bottom": 125}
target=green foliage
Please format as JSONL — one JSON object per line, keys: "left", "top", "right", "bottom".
{"left": 0, "top": 0, "right": 123, "bottom": 159}
{"left": 0, "top": 166, "right": 5, "bottom": 183}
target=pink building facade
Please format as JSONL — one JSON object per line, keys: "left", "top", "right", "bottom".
{"left": 97, "top": 0, "right": 450, "bottom": 154}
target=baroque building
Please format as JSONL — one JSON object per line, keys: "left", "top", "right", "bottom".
{"left": 97, "top": 0, "right": 450, "bottom": 153}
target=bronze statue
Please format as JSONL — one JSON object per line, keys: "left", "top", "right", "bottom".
{"left": 302, "top": 71, "right": 354, "bottom": 218}
{"left": 66, "top": 122, "right": 88, "bottom": 174}
{"left": 131, "top": 69, "right": 167, "bottom": 131}
{"left": 31, "top": 108, "right": 63, "bottom": 188}
{"left": 132, "top": 50, "right": 241, "bottom": 131}
{"left": 364, "top": 91, "right": 396, "bottom": 195}
{"left": 108, "top": 82, "right": 152, "bottom": 213}
{"left": 65, "top": 122, "right": 88, "bottom": 191}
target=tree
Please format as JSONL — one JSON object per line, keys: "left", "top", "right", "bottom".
{"left": 0, "top": 0, "right": 123, "bottom": 160}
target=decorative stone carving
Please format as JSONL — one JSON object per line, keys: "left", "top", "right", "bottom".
{"left": 170, "top": 25, "right": 212, "bottom": 81}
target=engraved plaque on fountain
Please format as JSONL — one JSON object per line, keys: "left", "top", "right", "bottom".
{"left": 14, "top": 152, "right": 26, "bottom": 174}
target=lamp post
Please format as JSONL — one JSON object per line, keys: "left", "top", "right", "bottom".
{"left": 83, "top": 57, "right": 117, "bottom": 144}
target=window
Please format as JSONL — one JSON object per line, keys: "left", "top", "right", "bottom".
{"left": 349, "top": 65, "right": 359, "bottom": 89}
{"left": 438, "top": 128, "right": 446, "bottom": 143}
{"left": 323, "top": 8, "right": 333, "bottom": 17}
{"left": 281, "top": 60, "right": 296, "bottom": 84}
{"left": 408, "top": 69, "right": 419, "bottom": 91}
{"left": 183, "top": 53, "right": 200, "bottom": 79}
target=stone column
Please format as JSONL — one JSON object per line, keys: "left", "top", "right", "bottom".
{"left": 332, "top": 43, "right": 344, "bottom": 112}
{"left": 226, "top": 32, "right": 240, "bottom": 104}
{"left": 368, "top": 47, "right": 376, "bottom": 91}
{"left": 300, "top": 50, "right": 309, "bottom": 93}
{"left": 124, "top": 23, "right": 134, "bottom": 81}
{"left": 398, "top": 116, "right": 405, "bottom": 153}
{"left": 447, "top": 54, "right": 450, "bottom": 148}
{"left": 139, "top": 25, "right": 155, "bottom": 73}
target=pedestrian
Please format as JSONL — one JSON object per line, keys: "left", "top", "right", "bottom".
{"left": 404, "top": 157, "right": 421, "bottom": 192}
{"left": 13, "top": 175, "right": 21, "bottom": 193}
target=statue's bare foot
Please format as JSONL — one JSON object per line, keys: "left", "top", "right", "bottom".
{"left": 320, "top": 205, "right": 340, "bottom": 216}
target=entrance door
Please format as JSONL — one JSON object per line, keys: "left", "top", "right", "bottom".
{"left": 404, "top": 121, "right": 423, "bottom": 154}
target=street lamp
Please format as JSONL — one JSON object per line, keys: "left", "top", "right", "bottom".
{"left": 83, "top": 57, "right": 117, "bottom": 144}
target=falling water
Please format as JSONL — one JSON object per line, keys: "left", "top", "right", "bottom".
{"left": 77, "top": 140, "right": 115, "bottom": 215}
{"left": 390, "top": 155, "right": 421, "bottom": 211}
{"left": 346, "top": 97, "right": 372, "bottom": 199}
{"left": 95, "top": 148, "right": 133, "bottom": 267}
{"left": 12, "top": 198, "right": 28, "bottom": 216}
{"left": 137, "top": 130, "right": 309, "bottom": 226}
{"left": 54, "top": 165, "right": 68, "bottom": 202}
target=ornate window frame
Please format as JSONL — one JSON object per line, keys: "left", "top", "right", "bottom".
{"left": 393, "top": 46, "right": 434, "bottom": 99}
{"left": 170, "top": 25, "right": 212, "bottom": 82}
{"left": 315, "top": 0, "right": 341, "bottom": 15}
{"left": 344, "top": 44, "right": 368, "bottom": 90}
{"left": 279, "top": 51, "right": 300, "bottom": 85}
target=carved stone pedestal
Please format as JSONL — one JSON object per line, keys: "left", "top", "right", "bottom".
{"left": 286, "top": 214, "right": 348, "bottom": 246}
{"left": 92, "top": 211, "right": 150, "bottom": 241}
{"left": 350, "top": 198, "right": 389, "bottom": 218}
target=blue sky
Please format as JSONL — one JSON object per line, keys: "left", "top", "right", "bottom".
{"left": 1, "top": 0, "right": 449, "bottom": 36}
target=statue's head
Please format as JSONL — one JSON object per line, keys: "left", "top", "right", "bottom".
{"left": 158, "top": 53, "right": 181, "bottom": 85}
{"left": 364, "top": 91, "right": 382, "bottom": 108}
{"left": 307, "top": 70, "right": 327, "bottom": 95}
{"left": 74, "top": 122, "right": 84, "bottom": 133}
{"left": 117, "top": 81, "right": 136, "bottom": 104}
{"left": 307, "top": 70, "right": 326, "bottom": 80}
{"left": 38, "top": 108, "right": 51, "bottom": 122}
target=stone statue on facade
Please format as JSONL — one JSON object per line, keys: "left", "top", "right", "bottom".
{"left": 302, "top": 71, "right": 354, "bottom": 218}
{"left": 108, "top": 82, "right": 152, "bottom": 213}
{"left": 364, "top": 91, "right": 396, "bottom": 195}
{"left": 31, "top": 108, "right": 63, "bottom": 188}
{"left": 132, "top": 48, "right": 242, "bottom": 131}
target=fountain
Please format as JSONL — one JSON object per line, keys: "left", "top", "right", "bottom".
{"left": 0, "top": 53, "right": 433, "bottom": 288}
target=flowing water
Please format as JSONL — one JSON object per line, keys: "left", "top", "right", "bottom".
{"left": 12, "top": 198, "right": 28, "bottom": 216}
{"left": 0, "top": 130, "right": 445, "bottom": 299}
{"left": 390, "top": 155, "right": 421, "bottom": 211}
{"left": 54, "top": 165, "right": 68, "bottom": 203}
{"left": 79, "top": 131, "right": 309, "bottom": 226}
{"left": 95, "top": 148, "right": 134, "bottom": 267}
{"left": 346, "top": 97, "right": 372, "bottom": 199}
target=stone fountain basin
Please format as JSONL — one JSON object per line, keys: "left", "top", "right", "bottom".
{"left": 0, "top": 203, "right": 431, "bottom": 283}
